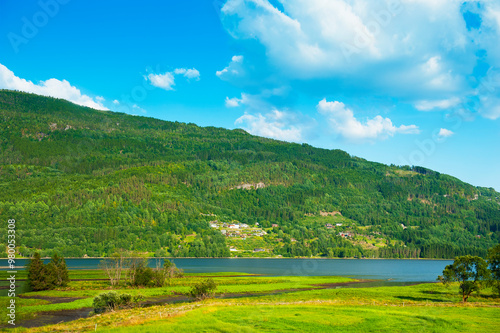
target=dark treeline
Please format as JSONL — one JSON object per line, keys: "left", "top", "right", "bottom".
{"left": 1, "top": 91, "right": 499, "bottom": 258}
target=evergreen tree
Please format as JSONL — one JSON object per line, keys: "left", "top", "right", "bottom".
{"left": 27, "top": 252, "right": 49, "bottom": 291}
{"left": 26, "top": 252, "right": 69, "bottom": 291}
{"left": 48, "top": 252, "right": 70, "bottom": 287}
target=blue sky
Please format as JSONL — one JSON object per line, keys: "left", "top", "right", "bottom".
{"left": 0, "top": 0, "right": 499, "bottom": 190}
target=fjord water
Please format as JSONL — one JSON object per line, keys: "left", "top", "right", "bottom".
{"left": 2, "top": 258, "right": 451, "bottom": 282}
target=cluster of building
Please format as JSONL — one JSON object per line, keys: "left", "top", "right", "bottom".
{"left": 325, "top": 223, "right": 343, "bottom": 229}
{"left": 209, "top": 220, "right": 268, "bottom": 238}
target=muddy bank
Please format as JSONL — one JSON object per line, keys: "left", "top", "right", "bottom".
{"left": 9, "top": 307, "right": 92, "bottom": 329}
{"left": 19, "top": 294, "right": 84, "bottom": 304}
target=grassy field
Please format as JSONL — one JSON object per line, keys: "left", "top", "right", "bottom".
{"left": 1, "top": 270, "right": 499, "bottom": 332}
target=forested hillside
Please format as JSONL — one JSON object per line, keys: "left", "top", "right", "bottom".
{"left": 1, "top": 90, "right": 499, "bottom": 259}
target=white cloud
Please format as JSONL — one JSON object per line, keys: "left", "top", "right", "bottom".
{"left": 317, "top": 99, "right": 419, "bottom": 141}
{"left": 225, "top": 93, "right": 250, "bottom": 108}
{"left": 438, "top": 128, "right": 454, "bottom": 138}
{"left": 220, "top": 0, "right": 499, "bottom": 113}
{"left": 0, "top": 63, "right": 108, "bottom": 110}
{"left": 132, "top": 104, "right": 147, "bottom": 114}
{"left": 235, "top": 109, "right": 311, "bottom": 142}
{"left": 225, "top": 96, "right": 242, "bottom": 108}
{"left": 415, "top": 97, "right": 461, "bottom": 111}
{"left": 174, "top": 68, "right": 200, "bottom": 80}
{"left": 146, "top": 67, "right": 200, "bottom": 91}
{"left": 113, "top": 99, "right": 120, "bottom": 105}
{"left": 216, "top": 55, "right": 244, "bottom": 79}
{"left": 221, "top": 0, "right": 469, "bottom": 75}
{"left": 477, "top": 68, "right": 500, "bottom": 120}
{"left": 147, "top": 72, "right": 176, "bottom": 91}
{"left": 479, "top": 95, "right": 500, "bottom": 120}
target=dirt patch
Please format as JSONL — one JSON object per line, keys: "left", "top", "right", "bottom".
{"left": 12, "top": 307, "right": 92, "bottom": 329}
{"left": 313, "top": 279, "right": 377, "bottom": 289}
{"left": 19, "top": 295, "right": 84, "bottom": 304}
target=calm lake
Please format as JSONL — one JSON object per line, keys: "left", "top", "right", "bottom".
{"left": 2, "top": 258, "right": 451, "bottom": 282}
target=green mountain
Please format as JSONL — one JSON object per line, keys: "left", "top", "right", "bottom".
{"left": 1, "top": 90, "right": 499, "bottom": 259}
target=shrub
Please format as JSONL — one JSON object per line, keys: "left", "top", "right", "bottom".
{"left": 92, "top": 291, "right": 143, "bottom": 314}
{"left": 128, "top": 258, "right": 154, "bottom": 287}
{"left": 189, "top": 278, "right": 217, "bottom": 300}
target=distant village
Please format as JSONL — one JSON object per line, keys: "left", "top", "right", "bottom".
{"left": 209, "top": 218, "right": 353, "bottom": 242}
{"left": 209, "top": 221, "right": 268, "bottom": 239}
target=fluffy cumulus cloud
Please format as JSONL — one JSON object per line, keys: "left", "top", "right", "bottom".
{"left": 438, "top": 128, "right": 454, "bottom": 138}
{"left": 235, "top": 109, "right": 314, "bottom": 142}
{"left": 0, "top": 63, "right": 108, "bottom": 110}
{"left": 220, "top": 0, "right": 500, "bottom": 118}
{"left": 174, "top": 68, "right": 200, "bottom": 80}
{"left": 225, "top": 93, "right": 250, "bottom": 108}
{"left": 147, "top": 72, "right": 176, "bottom": 90}
{"left": 146, "top": 67, "right": 200, "bottom": 91}
{"left": 317, "top": 99, "right": 419, "bottom": 141}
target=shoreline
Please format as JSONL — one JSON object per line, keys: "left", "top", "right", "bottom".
{"left": 0, "top": 257, "right": 454, "bottom": 261}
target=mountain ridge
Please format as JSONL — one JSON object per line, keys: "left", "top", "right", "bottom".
{"left": 1, "top": 90, "right": 499, "bottom": 259}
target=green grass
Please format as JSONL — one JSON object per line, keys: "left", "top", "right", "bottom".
{"left": 0, "top": 269, "right": 108, "bottom": 281}
{"left": 1, "top": 271, "right": 499, "bottom": 332}
{"left": 97, "top": 304, "right": 500, "bottom": 333}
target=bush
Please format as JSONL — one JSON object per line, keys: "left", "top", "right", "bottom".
{"left": 92, "top": 291, "right": 143, "bottom": 314}
{"left": 128, "top": 258, "right": 154, "bottom": 287}
{"left": 189, "top": 278, "right": 217, "bottom": 300}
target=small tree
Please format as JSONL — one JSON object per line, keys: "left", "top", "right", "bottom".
{"left": 150, "top": 259, "right": 184, "bottom": 287}
{"left": 164, "top": 259, "right": 183, "bottom": 284}
{"left": 47, "top": 252, "right": 69, "bottom": 287}
{"left": 487, "top": 244, "right": 500, "bottom": 295}
{"left": 27, "top": 252, "right": 49, "bottom": 291}
{"left": 128, "top": 258, "right": 154, "bottom": 287}
{"left": 439, "top": 255, "right": 490, "bottom": 302}
{"left": 189, "top": 278, "right": 217, "bottom": 300}
{"left": 100, "top": 252, "right": 126, "bottom": 287}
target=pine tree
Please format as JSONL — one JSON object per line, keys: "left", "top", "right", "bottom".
{"left": 27, "top": 252, "right": 49, "bottom": 291}
{"left": 48, "top": 252, "right": 70, "bottom": 287}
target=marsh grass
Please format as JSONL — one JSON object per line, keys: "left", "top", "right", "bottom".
{"left": 1, "top": 272, "right": 499, "bottom": 332}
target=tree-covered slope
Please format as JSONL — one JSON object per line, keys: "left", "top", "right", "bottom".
{"left": 1, "top": 90, "right": 499, "bottom": 258}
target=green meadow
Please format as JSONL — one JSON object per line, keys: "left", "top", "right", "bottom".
{"left": 1, "top": 270, "right": 499, "bottom": 332}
